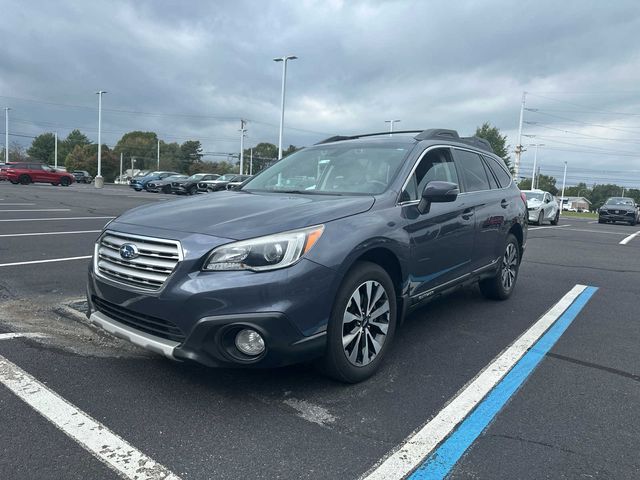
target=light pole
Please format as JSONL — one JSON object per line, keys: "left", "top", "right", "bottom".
{"left": 4, "top": 107, "right": 10, "bottom": 163}
{"left": 239, "top": 119, "right": 246, "bottom": 174}
{"left": 559, "top": 161, "right": 567, "bottom": 216}
{"left": 514, "top": 91, "right": 527, "bottom": 180}
{"left": 54, "top": 132, "right": 58, "bottom": 168}
{"left": 385, "top": 120, "right": 401, "bottom": 134}
{"left": 119, "top": 152, "right": 123, "bottom": 183}
{"left": 528, "top": 143, "right": 544, "bottom": 189}
{"left": 157, "top": 140, "right": 160, "bottom": 170}
{"left": 95, "top": 91, "right": 107, "bottom": 188}
{"left": 273, "top": 55, "right": 297, "bottom": 160}
{"left": 130, "top": 157, "right": 136, "bottom": 179}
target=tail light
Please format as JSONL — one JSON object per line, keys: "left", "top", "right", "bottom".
{"left": 520, "top": 192, "right": 527, "bottom": 206}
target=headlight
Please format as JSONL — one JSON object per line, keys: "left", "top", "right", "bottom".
{"left": 203, "top": 225, "right": 324, "bottom": 272}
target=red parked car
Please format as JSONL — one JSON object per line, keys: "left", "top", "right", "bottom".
{"left": 1, "top": 162, "right": 76, "bottom": 186}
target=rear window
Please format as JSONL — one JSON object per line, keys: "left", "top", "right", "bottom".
{"left": 483, "top": 156, "right": 512, "bottom": 188}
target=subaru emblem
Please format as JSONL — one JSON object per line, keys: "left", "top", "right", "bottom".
{"left": 119, "top": 243, "right": 139, "bottom": 260}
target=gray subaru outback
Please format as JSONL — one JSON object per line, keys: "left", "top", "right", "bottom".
{"left": 87, "top": 129, "right": 527, "bottom": 382}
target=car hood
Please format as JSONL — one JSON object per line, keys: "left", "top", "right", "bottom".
{"left": 526, "top": 199, "right": 543, "bottom": 208}
{"left": 114, "top": 191, "right": 375, "bottom": 240}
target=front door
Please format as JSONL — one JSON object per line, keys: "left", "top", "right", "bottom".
{"left": 400, "top": 147, "right": 475, "bottom": 300}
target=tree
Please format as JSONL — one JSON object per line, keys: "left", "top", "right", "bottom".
{"left": 59, "top": 129, "right": 91, "bottom": 162}
{"left": 474, "top": 122, "right": 512, "bottom": 172}
{"left": 28, "top": 132, "right": 57, "bottom": 163}
{"left": 113, "top": 131, "right": 159, "bottom": 170}
{"left": 4, "top": 142, "right": 28, "bottom": 162}
{"left": 242, "top": 142, "right": 282, "bottom": 174}
{"left": 65, "top": 144, "right": 119, "bottom": 181}
{"left": 518, "top": 174, "right": 558, "bottom": 195}
{"left": 179, "top": 140, "right": 203, "bottom": 173}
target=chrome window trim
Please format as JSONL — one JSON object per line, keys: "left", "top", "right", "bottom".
{"left": 397, "top": 144, "right": 510, "bottom": 206}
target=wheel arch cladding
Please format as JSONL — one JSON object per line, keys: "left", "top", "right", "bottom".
{"left": 509, "top": 222, "right": 524, "bottom": 255}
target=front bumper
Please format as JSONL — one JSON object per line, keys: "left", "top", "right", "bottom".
{"left": 599, "top": 212, "right": 636, "bottom": 222}
{"left": 87, "top": 227, "right": 337, "bottom": 368}
{"left": 527, "top": 209, "right": 542, "bottom": 222}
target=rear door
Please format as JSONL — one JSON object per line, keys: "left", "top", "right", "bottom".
{"left": 452, "top": 149, "right": 505, "bottom": 270}
{"left": 401, "top": 147, "right": 475, "bottom": 299}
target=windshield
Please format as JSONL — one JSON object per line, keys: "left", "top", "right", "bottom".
{"left": 188, "top": 174, "right": 207, "bottom": 180}
{"left": 243, "top": 144, "right": 410, "bottom": 195}
{"left": 166, "top": 175, "right": 187, "bottom": 181}
{"left": 217, "top": 174, "right": 236, "bottom": 181}
{"left": 605, "top": 197, "right": 634, "bottom": 205}
{"left": 525, "top": 192, "right": 544, "bottom": 201}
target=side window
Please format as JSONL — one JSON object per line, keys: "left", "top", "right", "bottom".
{"left": 400, "top": 148, "right": 459, "bottom": 202}
{"left": 483, "top": 156, "right": 512, "bottom": 188}
{"left": 453, "top": 150, "right": 491, "bottom": 192}
{"left": 482, "top": 158, "right": 499, "bottom": 189}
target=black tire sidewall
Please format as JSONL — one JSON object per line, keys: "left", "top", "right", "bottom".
{"left": 61, "top": 177, "right": 70, "bottom": 187}
{"left": 497, "top": 234, "right": 520, "bottom": 297}
{"left": 323, "top": 262, "right": 397, "bottom": 383}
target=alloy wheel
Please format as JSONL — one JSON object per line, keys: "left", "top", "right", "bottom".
{"left": 342, "top": 280, "right": 390, "bottom": 366}
{"left": 501, "top": 243, "right": 518, "bottom": 291}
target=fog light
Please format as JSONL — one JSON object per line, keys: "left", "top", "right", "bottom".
{"left": 235, "top": 329, "right": 265, "bottom": 356}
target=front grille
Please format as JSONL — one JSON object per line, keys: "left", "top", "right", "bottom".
{"left": 92, "top": 296, "right": 185, "bottom": 342}
{"left": 96, "top": 231, "right": 182, "bottom": 291}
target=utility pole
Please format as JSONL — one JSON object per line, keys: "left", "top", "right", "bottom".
{"left": 131, "top": 157, "right": 136, "bottom": 178}
{"left": 4, "top": 107, "right": 10, "bottom": 163}
{"left": 239, "top": 119, "right": 246, "bottom": 174}
{"left": 559, "top": 161, "right": 567, "bottom": 216}
{"left": 157, "top": 140, "right": 160, "bottom": 170}
{"left": 54, "top": 132, "right": 58, "bottom": 168}
{"left": 385, "top": 120, "right": 401, "bottom": 135}
{"left": 622, "top": 187, "right": 625, "bottom": 197}
{"left": 250, "top": 148, "right": 253, "bottom": 175}
{"left": 514, "top": 91, "right": 527, "bottom": 181}
{"left": 119, "top": 152, "right": 123, "bottom": 183}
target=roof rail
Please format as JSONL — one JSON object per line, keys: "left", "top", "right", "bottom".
{"left": 315, "top": 130, "right": 424, "bottom": 145}
{"left": 458, "top": 136, "right": 494, "bottom": 153}
{"left": 414, "top": 129, "right": 460, "bottom": 141}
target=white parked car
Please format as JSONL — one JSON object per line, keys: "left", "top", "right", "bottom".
{"left": 523, "top": 189, "right": 560, "bottom": 225}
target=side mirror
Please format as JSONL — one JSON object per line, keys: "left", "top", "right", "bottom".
{"left": 417, "top": 181, "right": 459, "bottom": 214}
{"left": 544, "top": 198, "right": 550, "bottom": 203}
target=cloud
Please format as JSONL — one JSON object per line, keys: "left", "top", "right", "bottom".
{"left": 1, "top": 0, "right": 639, "bottom": 185}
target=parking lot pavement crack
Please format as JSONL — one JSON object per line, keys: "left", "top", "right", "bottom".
{"left": 546, "top": 352, "right": 640, "bottom": 383}
{"left": 487, "top": 433, "right": 578, "bottom": 455}
{"left": 525, "top": 260, "right": 640, "bottom": 274}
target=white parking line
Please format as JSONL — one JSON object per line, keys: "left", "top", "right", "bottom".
{"left": 363, "top": 285, "right": 589, "bottom": 480}
{"left": 0, "top": 216, "right": 114, "bottom": 222}
{"left": 0, "top": 203, "right": 36, "bottom": 206}
{"left": 0, "top": 354, "right": 181, "bottom": 480}
{"left": 0, "top": 208, "right": 71, "bottom": 212}
{"left": 0, "top": 256, "right": 92, "bottom": 267}
{"left": 0, "top": 332, "right": 46, "bottom": 340}
{"left": 528, "top": 224, "right": 570, "bottom": 231}
{"left": 620, "top": 231, "right": 640, "bottom": 245}
{"left": 0, "top": 230, "right": 101, "bottom": 238}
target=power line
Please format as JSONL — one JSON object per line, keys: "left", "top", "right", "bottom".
{"left": 527, "top": 93, "right": 640, "bottom": 117}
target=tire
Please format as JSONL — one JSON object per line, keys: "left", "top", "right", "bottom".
{"left": 598, "top": 218, "right": 605, "bottom": 224}
{"left": 536, "top": 211, "right": 544, "bottom": 225}
{"left": 19, "top": 174, "right": 31, "bottom": 185}
{"left": 550, "top": 211, "right": 559, "bottom": 225}
{"left": 188, "top": 185, "right": 197, "bottom": 195}
{"left": 630, "top": 220, "right": 637, "bottom": 226}
{"left": 162, "top": 185, "right": 171, "bottom": 194}
{"left": 10, "top": 180, "right": 18, "bottom": 185}
{"left": 318, "top": 261, "right": 397, "bottom": 383}
{"left": 479, "top": 234, "right": 520, "bottom": 301}
{"left": 50, "top": 182, "right": 58, "bottom": 186}
{"left": 60, "top": 177, "right": 70, "bottom": 187}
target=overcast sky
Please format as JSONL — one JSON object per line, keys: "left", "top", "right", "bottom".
{"left": 1, "top": 0, "right": 640, "bottom": 186}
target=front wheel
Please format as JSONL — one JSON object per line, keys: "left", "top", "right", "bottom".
{"left": 319, "top": 262, "right": 397, "bottom": 383}
{"left": 60, "top": 177, "right": 70, "bottom": 187}
{"left": 550, "top": 211, "right": 559, "bottom": 225}
{"left": 19, "top": 174, "right": 31, "bottom": 185}
{"left": 479, "top": 234, "right": 520, "bottom": 300}
{"left": 536, "top": 211, "right": 544, "bottom": 225}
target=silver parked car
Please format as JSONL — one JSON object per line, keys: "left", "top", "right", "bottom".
{"left": 523, "top": 189, "right": 559, "bottom": 225}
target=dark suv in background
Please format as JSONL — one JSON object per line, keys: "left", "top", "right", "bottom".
{"left": 87, "top": 129, "right": 527, "bottom": 382}
{"left": 598, "top": 197, "right": 638, "bottom": 225}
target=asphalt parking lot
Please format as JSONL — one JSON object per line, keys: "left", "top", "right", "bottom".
{"left": 0, "top": 182, "right": 639, "bottom": 480}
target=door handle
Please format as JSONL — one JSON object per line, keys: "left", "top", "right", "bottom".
{"left": 501, "top": 199, "right": 509, "bottom": 208}
{"left": 462, "top": 208, "right": 475, "bottom": 220}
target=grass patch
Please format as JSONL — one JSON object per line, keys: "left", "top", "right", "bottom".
{"left": 560, "top": 211, "right": 597, "bottom": 219}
